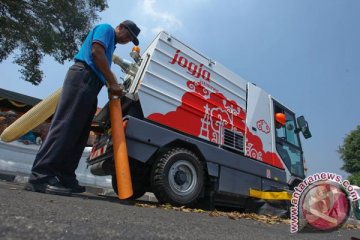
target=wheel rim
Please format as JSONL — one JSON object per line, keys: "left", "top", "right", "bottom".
{"left": 168, "top": 160, "right": 197, "bottom": 196}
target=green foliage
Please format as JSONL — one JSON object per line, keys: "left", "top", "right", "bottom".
{"left": 348, "top": 172, "right": 360, "bottom": 186}
{"left": 0, "top": 0, "right": 108, "bottom": 85}
{"left": 339, "top": 125, "right": 360, "bottom": 174}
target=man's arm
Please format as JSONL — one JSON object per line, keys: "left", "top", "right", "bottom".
{"left": 92, "top": 42, "right": 123, "bottom": 96}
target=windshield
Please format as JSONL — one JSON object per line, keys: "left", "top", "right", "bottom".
{"left": 274, "top": 104, "right": 304, "bottom": 178}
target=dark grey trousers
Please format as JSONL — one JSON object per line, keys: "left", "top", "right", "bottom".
{"left": 30, "top": 62, "right": 103, "bottom": 185}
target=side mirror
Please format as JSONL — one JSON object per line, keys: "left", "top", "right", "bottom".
{"left": 296, "top": 116, "right": 312, "bottom": 139}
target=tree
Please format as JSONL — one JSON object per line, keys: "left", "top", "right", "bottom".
{"left": 0, "top": 0, "right": 108, "bottom": 85}
{"left": 338, "top": 125, "right": 360, "bottom": 185}
{"left": 348, "top": 172, "right": 360, "bottom": 186}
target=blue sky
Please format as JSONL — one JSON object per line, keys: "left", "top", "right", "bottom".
{"left": 1, "top": 0, "right": 359, "bottom": 178}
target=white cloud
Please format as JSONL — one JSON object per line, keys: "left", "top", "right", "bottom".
{"left": 141, "top": 0, "right": 182, "bottom": 32}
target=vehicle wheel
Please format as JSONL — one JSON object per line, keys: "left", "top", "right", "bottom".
{"left": 151, "top": 148, "right": 204, "bottom": 206}
{"left": 111, "top": 159, "right": 146, "bottom": 200}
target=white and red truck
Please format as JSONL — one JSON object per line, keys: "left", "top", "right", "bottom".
{"left": 87, "top": 32, "right": 311, "bottom": 208}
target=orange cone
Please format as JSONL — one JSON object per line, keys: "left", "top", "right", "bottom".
{"left": 109, "top": 95, "right": 133, "bottom": 199}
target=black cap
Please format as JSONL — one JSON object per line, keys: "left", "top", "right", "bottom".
{"left": 121, "top": 20, "right": 140, "bottom": 46}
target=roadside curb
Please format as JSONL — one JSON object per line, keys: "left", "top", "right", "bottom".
{"left": 0, "top": 170, "right": 157, "bottom": 202}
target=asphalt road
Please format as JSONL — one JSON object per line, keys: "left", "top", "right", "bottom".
{"left": 0, "top": 180, "right": 359, "bottom": 240}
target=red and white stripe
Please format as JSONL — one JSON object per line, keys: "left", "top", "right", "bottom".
{"left": 89, "top": 145, "right": 107, "bottom": 160}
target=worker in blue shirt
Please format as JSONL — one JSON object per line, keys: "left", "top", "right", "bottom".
{"left": 25, "top": 20, "right": 141, "bottom": 196}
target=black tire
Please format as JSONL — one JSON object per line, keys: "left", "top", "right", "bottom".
{"left": 112, "top": 175, "right": 146, "bottom": 200}
{"left": 151, "top": 148, "right": 205, "bottom": 206}
{"left": 111, "top": 159, "right": 147, "bottom": 200}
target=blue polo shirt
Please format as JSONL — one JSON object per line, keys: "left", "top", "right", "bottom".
{"left": 74, "top": 24, "right": 116, "bottom": 84}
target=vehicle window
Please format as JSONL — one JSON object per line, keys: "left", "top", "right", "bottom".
{"left": 274, "top": 108, "right": 300, "bottom": 147}
{"left": 276, "top": 143, "right": 304, "bottom": 177}
{"left": 284, "top": 112, "right": 300, "bottom": 147}
{"left": 274, "top": 104, "right": 304, "bottom": 178}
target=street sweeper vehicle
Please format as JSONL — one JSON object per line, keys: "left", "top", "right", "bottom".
{"left": 87, "top": 31, "right": 312, "bottom": 208}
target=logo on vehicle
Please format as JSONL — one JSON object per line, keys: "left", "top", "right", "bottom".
{"left": 256, "top": 119, "right": 270, "bottom": 134}
{"left": 170, "top": 49, "right": 211, "bottom": 82}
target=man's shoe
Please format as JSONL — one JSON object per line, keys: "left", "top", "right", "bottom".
{"left": 25, "top": 177, "right": 72, "bottom": 196}
{"left": 64, "top": 181, "right": 86, "bottom": 193}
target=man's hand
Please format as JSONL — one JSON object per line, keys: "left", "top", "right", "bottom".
{"left": 108, "top": 83, "right": 124, "bottom": 97}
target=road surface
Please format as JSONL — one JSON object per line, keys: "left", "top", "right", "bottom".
{"left": 0, "top": 180, "right": 359, "bottom": 240}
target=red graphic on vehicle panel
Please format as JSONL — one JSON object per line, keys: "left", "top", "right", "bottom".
{"left": 146, "top": 48, "right": 286, "bottom": 169}
{"left": 245, "top": 127, "right": 285, "bottom": 169}
{"left": 148, "top": 79, "right": 246, "bottom": 145}
{"left": 256, "top": 120, "right": 270, "bottom": 134}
